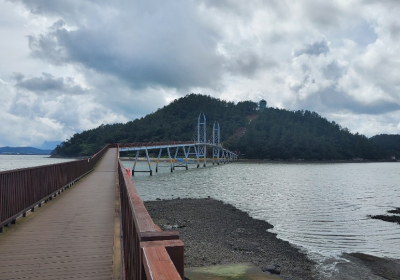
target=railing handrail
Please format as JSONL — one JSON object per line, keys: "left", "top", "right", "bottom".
{"left": 119, "top": 160, "right": 158, "bottom": 233}
{"left": 118, "top": 155, "right": 184, "bottom": 280}
{"left": 0, "top": 143, "right": 110, "bottom": 175}
{"left": 142, "top": 241, "right": 183, "bottom": 280}
{"left": 0, "top": 144, "right": 110, "bottom": 229}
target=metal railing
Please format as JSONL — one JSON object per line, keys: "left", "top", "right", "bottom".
{"left": 118, "top": 158, "right": 184, "bottom": 280}
{"left": 0, "top": 144, "right": 110, "bottom": 232}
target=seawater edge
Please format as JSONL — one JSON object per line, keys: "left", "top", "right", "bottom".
{"left": 145, "top": 198, "right": 316, "bottom": 280}
{"left": 145, "top": 198, "right": 400, "bottom": 280}
{"left": 130, "top": 160, "right": 400, "bottom": 278}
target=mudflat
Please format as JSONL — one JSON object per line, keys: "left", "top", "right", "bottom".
{"left": 145, "top": 198, "right": 400, "bottom": 280}
{"left": 144, "top": 198, "right": 317, "bottom": 280}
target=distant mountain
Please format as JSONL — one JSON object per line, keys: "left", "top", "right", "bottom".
{"left": 53, "top": 93, "right": 386, "bottom": 160}
{"left": 0, "top": 146, "right": 52, "bottom": 155}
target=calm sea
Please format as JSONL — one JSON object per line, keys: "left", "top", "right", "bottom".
{"left": 0, "top": 155, "right": 76, "bottom": 172}
{"left": 124, "top": 160, "right": 400, "bottom": 274}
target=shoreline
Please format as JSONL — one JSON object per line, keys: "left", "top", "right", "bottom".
{"left": 144, "top": 198, "right": 400, "bottom": 280}
{"left": 145, "top": 198, "right": 317, "bottom": 280}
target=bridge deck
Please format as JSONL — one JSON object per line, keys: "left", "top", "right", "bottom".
{"left": 0, "top": 148, "right": 118, "bottom": 280}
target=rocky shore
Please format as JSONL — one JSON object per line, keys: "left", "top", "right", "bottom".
{"left": 370, "top": 207, "right": 400, "bottom": 225}
{"left": 144, "top": 198, "right": 400, "bottom": 280}
{"left": 144, "top": 198, "right": 317, "bottom": 280}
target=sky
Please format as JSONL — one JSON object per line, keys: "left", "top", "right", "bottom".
{"left": 1, "top": 0, "right": 400, "bottom": 147}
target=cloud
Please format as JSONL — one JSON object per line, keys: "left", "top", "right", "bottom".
{"left": 285, "top": 32, "right": 400, "bottom": 118}
{"left": 1, "top": 0, "right": 400, "bottom": 147}
{"left": 293, "top": 37, "right": 331, "bottom": 57}
{"left": 13, "top": 72, "right": 87, "bottom": 94}
{"left": 0, "top": 72, "right": 128, "bottom": 146}
{"left": 25, "top": 1, "right": 225, "bottom": 90}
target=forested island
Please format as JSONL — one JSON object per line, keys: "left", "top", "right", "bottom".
{"left": 53, "top": 94, "right": 400, "bottom": 160}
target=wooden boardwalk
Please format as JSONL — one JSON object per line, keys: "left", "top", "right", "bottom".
{"left": 0, "top": 148, "right": 118, "bottom": 280}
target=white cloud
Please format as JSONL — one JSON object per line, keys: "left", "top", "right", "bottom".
{"left": 1, "top": 0, "right": 400, "bottom": 146}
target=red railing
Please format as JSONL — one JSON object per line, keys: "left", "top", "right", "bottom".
{"left": 118, "top": 141, "right": 194, "bottom": 148}
{"left": 0, "top": 144, "right": 110, "bottom": 232}
{"left": 118, "top": 158, "right": 184, "bottom": 280}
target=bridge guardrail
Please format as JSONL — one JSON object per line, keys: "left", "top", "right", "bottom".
{"left": 118, "top": 158, "right": 184, "bottom": 280}
{"left": 0, "top": 144, "right": 110, "bottom": 232}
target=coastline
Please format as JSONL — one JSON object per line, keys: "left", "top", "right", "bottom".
{"left": 144, "top": 198, "right": 400, "bottom": 280}
{"left": 144, "top": 198, "right": 317, "bottom": 280}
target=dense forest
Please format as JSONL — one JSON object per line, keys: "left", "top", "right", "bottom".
{"left": 235, "top": 108, "right": 383, "bottom": 160}
{"left": 54, "top": 94, "right": 255, "bottom": 156}
{"left": 53, "top": 94, "right": 394, "bottom": 160}
{"left": 370, "top": 134, "right": 400, "bottom": 159}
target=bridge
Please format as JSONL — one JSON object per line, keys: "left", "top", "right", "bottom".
{"left": 0, "top": 114, "right": 238, "bottom": 279}
{"left": 119, "top": 113, "right": 238, "bottom": 175}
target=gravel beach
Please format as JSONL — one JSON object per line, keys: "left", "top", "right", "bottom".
{"left": 144, "top": 198, "right": 317, "bottom": 280}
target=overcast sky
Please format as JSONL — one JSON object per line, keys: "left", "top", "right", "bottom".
{"left": 1, "top": 0, "right": 400, "bottom": 147}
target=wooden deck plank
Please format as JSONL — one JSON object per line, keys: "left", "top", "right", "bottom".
{"left": 0, "top": 148, "right": 118, "bottom": 280}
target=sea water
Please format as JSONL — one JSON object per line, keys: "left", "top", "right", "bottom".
{"left": 126, "top": 160, "right": 400, "bottom": 274}
{"left": 0, "top": 155, "right": 76, "bottom": 172}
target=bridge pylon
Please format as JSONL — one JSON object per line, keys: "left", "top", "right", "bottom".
{"left": 197, "top": 112, "right": 207, "bottom": 167}
{"left": 212, "top": 121, "right": 220, "bottom": 165}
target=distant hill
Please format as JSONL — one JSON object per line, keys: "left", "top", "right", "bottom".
{"left": 0, "top": 146, "right": 52, "bottom": 155}
{"left": 370, "top": 134, "right": 400, "bottom": 158}
{"left": 53, "top": 94, "right": 387, "bottom": 160}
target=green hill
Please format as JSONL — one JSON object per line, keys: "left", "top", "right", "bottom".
{"left": 236, "top": 108, "right": 383, "bottom": 160}
{"left": 370, "top": 134, "right": 400, "bottom": 159}
{"left": 53, "top": 94, "right": 386, "bottom": 160}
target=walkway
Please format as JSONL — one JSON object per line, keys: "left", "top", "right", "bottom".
{"left": 0, "top": 148, "right": 118, "bottom": 280}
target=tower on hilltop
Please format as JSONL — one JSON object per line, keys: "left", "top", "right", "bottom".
{"left": 259, "top": 99, "right": 267, "bottom": 111}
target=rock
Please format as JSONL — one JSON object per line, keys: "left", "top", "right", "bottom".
{"left": 164, "top": 224, "right": 178, "bottom": 230}
{"left": 370, "top": 214, "right": 400, "bottom": 224}
{"left": 262, "top": 264, "right": 281, "bottom": 275}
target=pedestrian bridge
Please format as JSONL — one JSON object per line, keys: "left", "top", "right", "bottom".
{"left": 0, "top": 142, "right": 237, "bottom": 280}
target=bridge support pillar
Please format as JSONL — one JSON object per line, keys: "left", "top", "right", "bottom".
{"left": 156, "top": 148, "right": 162, "bottom": 173}
{"left": 183, "top": 146, "right": 189, "bottom": 171}
{"left": 167, "top": 148, "right": 173, "bottom": 172}
{"left": 132, "top": 150, "right": 139, "bottom": 176}
{"left": 145, "top": 149, "right": 152, "bottom": 176}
